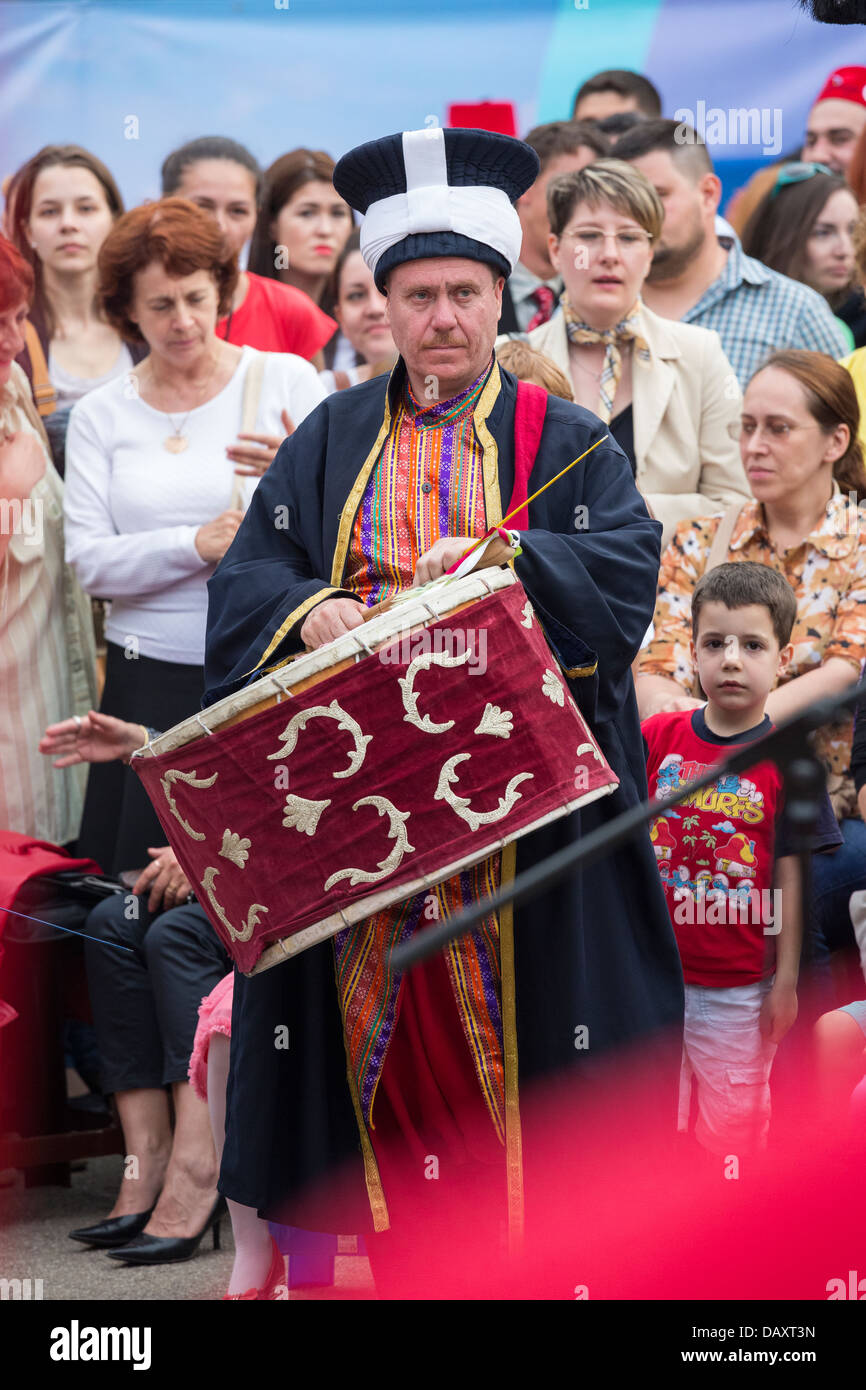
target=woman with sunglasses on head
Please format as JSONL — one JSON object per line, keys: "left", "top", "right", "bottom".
{"left": 638, "top": 350, "right": 866, "bottom": 965}
{"left": 742, "top": 162, "right": 863, "bottom": 349}
{"left": 500, "top": 159, "right": 749, "bottom": 544}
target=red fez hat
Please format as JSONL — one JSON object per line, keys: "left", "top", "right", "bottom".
{"left": 814, "top": 65, "right": 866, "bottom": 108}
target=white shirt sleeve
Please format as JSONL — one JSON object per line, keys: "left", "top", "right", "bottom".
{"left": 64, "top": 396, "right": 207, "bottom": 598}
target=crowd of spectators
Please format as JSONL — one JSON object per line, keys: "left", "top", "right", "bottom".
{"left": 2, "top": 61, "right": 866, "bottom": 1297}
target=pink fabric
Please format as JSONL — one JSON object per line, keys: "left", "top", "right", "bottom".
{"left": 188, "top": 971, "right": 234, "bottom": 1102}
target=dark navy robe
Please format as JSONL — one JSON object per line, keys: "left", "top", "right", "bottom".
{"left": 204, "top": 362, "right": 684, "bottom": 1231}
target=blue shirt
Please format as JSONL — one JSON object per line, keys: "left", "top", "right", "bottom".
{"left": 682, "top": 232, "right": 849, "bottom": 388}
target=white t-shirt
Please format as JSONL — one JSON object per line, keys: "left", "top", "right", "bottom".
{"left": 48, "top": 342, "right": 135, "bottom": 410}
{"left": 63, "top": 345, "right": 326, "bottom": 665}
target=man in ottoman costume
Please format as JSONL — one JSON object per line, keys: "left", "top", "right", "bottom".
{"left": 203, "top": 126, "right": 683, "bottom": 1292}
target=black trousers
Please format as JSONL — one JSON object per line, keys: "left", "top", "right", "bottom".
{"left": 76, "top": 641, "right": 204, "bottom": 876}
{"left": 83, "top": 895, "right": 230, "bottom": 1095}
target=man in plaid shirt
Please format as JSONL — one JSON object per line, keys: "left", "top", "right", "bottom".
{"left": 613, "top": 119, "right": 848, "bottom": 386}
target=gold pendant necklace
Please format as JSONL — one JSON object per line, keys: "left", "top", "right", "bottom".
{"left": 149, "top": 350, "right": 220, "bottom": 453}
{"left": 164, "top": 430, "right": 189, "bottom": 454}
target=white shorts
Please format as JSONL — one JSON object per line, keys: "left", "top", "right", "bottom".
{"left": 677, "top": 977, "right": 777, "bottom": 1158}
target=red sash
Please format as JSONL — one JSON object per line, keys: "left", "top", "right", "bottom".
{"left": 505, "top": 379, "right": 548, "bottom": 530}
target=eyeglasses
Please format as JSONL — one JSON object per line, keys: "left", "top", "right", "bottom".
{"left": 769, "top": 162, "right": 834, "bottom": 199}
{"left": 727, "top": 418, "right": 822, "bottom": 442}
{"left": 558, "top": 227, "right": 653, "bottom": 255}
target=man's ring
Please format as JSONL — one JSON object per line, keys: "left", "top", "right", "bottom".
{"left": 72, "top": 715, "right": 82, "bottom": 732}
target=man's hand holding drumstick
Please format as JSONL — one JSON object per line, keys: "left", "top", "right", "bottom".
{"left": 299, "top": 533, "right": 516, "bottom": 648}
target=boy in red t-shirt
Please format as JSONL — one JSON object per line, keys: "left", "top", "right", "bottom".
{"left": 644, "top": 563, "right": 810, "bottom": 1159}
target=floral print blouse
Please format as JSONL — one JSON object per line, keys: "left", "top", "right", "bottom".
{"left": 639, "top": 490, "right": 866, "bottom": 817}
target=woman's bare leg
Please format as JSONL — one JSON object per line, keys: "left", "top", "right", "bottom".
{"left": 109, "top": 1088, "right": 172, "bottom": 1217}
{"left": 142, "top": 1080, "right": 219, "bottom": 1238}
{"left": 207, "top": 1034, "right": 278, "bottom": 1294}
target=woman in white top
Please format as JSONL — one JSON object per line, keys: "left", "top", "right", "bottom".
{"left": 64, "top": 197, "right": 325, "bottom": 876}
{"left": 318, "top": 230, "right": 397, "bottom": 393}
{"left": 5, "top": 145, "right": 144, "bottom": 474}
{"left": 497, "top": 159, "right": 749, "bottom": 545}
{"left": 0, "top": 234, "right": 96, "bottom": 845}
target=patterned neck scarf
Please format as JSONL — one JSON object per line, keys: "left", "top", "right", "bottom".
{"left": 562, "top": 294, "right": 649, "bottom": 423}
{"left": 404, "top": 359, "right": 492, "bottom": 429}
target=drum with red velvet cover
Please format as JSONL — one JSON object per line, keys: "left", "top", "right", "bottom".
{"left": 132, "top": 568, "right": 618, "bottom": 975}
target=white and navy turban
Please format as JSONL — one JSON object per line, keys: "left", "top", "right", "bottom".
{"left": 333, "top": 126, "right": 539, "bottom": 292}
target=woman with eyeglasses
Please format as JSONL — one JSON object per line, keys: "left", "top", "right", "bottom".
{"left": 742, "top": 162, "right": 863, "bottom": 349}
{"left": 638, "top": 350, "right": 866, "bottom": 966}
{"left": 499, "top": 159, "right": 749, "bottom": 544}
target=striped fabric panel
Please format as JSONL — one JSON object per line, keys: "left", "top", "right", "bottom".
{"left": 336, "top": 368, "right": 506, "bottom": 1135}
{"left": 0, "top": 409, "right": 86, "bottom": 844}
{"left": 442, "top": 858, "right": 505, "bottom": 1141}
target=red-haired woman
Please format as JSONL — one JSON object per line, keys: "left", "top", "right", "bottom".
{"left": 248, "top": 149, "right": 353, "bottom": 369}
{"left": 0, "top": 233, "right": 97, "bottom": 843}
{"left": 63, "top": 197, "right": 325, "bottom": 878}
{"left": 5, "top": 145, "right": 146, "bottom": 474}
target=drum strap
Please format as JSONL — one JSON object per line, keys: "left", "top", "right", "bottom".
{"left": 506, "top": 379, "right": 548, "bottom": 530}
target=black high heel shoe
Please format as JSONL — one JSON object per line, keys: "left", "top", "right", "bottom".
{"left": 107, "top": 1195, "right": 226, "bottom": 1265}
{"left": 69, "top": 1207, "right": 157, "bottom": 1249}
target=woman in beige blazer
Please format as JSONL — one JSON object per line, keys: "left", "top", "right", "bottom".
{"left": 497, "top": 160, "right": 749, "bottom": 544}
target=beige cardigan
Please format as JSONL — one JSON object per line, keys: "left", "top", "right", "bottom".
{"left": 0, "top": 363, "right": 97, "bottom": 843}
{"left": 497, "top": 302, "right": 750, "bottom": 545}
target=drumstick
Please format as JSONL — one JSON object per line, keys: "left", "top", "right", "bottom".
{"left": 443, "top": 433, "right": 610, "bottom": 577}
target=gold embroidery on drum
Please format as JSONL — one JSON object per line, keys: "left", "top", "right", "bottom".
{"left": 160, "top": 769, "right": 218, "bottom": 841}
{"left": 200, "top": 866, "right": 269, "bottom": 943}
{"left": 541, "top": 670, "right": 565, "bottom": 707}
{"left": 266, "top": 700, "right": 371, "bottom": 779}
{"left": 219, "top": 830, "right": 251, "bottom": 868}
{"left": 323, "top": 796, "right": 414, "bottom": 891}
{"left": 474, "top": 703, "right": 513, "bottom": 739}
{"left": 576, "top": 739, "right": 605, "bottom": 766}
{"left": 398, "top": 646, "right": 472, "bottom": 734}
{"left": 435, "top": 754, "right": 534, "bottom": 832}
{"left": 282, "top": 795, "right": 331, "bottom": 835}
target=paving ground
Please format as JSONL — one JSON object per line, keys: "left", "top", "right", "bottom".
{"left": 0, "top": 1154, "right": 376, "bottom": 1302}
